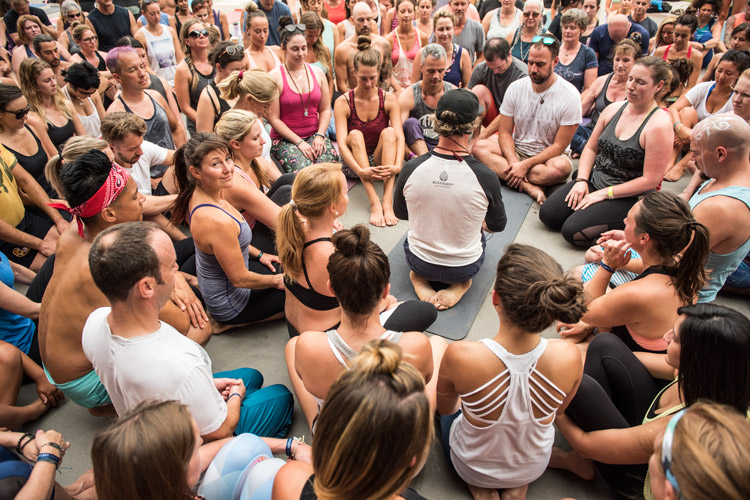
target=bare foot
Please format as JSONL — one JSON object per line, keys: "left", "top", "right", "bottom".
{"left": 88, "top": 404, "right": 117, "bottom": 417}
{"left": 468, "top": 485, "right": 500, "bottom": 500}
{"left": 522, "top": 183, "right": 546, "bottom": 204}
{"left": 501, "top": 485, "right": 528, "bottom": 500}
{"left": 548, "top": 447, "right": 596, "bottom": 480}
{"left": 410, "top": 271, "right": 437, "bottom": 303}
{"left": 383, "top": 205, "right": 399, "bottom": 226}
{"left": 209, "top": 317, "right": 236, "bottom": 334}
{"left": 433, "top": 280, "right": 472, "bottom": 310}
{"left": 369, "top": 205, "right": 386, "bottom": 227}
{"left": 663, "top": 163, "right": 686, "bottom": 182}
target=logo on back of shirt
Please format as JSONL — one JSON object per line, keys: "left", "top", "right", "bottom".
{"left": 433, "top": 170, "right": 454, "bottom": 188}
{"left": 439, "top": 170, "right": 448, "bottom": 181}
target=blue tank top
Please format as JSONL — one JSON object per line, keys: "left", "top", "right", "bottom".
{"left": 444, "top": 44, "right": 463, "bottom": 87}
{"left": 689, "top": 181, "right": 750, "bottom": 302}
{"left": 190, "top": 204, "right": 252, "bottom": 322}
{"left": 0, "top": 252, "right": 35, "bottom": 355}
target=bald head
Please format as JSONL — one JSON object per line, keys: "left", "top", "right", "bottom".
{"left": 353, "top": 2, "right": 373, "bottom": 17}
{"left": 608, "top": 15, "right": 631, "bottom": 41}
{"left": 692, "top": 113, "right": 750, "bottom": 154}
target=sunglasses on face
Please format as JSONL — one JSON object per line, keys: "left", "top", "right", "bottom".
{"left": 532, "top": 35, "right": 556, "bottom": 44}
{"left": 188, "top": 29, "right": 209, "bottom": 38}
{"left": 523, "top": 11, "right": 540, "bottom": 17}
{"left": 284, "top": 23, "right": 306, "bottom": 33}
{"left": 67, "top": 12, "right": 81, "bottom": 18}
{"left": 4, "top": 105, "right": 30, "bottom": 119}
{"left": 220, "top": 44, "right": 243, "bottom": 56}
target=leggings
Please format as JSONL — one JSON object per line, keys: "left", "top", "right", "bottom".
{"left": 285, "top": 299, "right": 438, "bottom": 338}
{"left": 566, "top": 333, "right": 666, "bottom": 498}
{"left": 222, "top": 258, "right": 285, "bottom": 325}
{"left": 539, "top": 179, "right": 638, "bottom": 248}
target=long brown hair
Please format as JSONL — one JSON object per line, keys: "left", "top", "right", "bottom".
{"left": 92, "top": 400, "right": 195, "bottom": 500}
{"left": 300, "top": 11, "right": 333, "bottom": 76}
{"left": 635, "top": 191, "right": 709, "bottom": 304}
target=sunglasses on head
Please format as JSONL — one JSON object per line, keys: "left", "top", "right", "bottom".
{"left": 220, "top": 44, "right": 243, "bottom": 56}
{"left": 75, "top": 87, "right": 97, "bottom": 96}
{"left": 188, "top": 28, "right": 209, "bottom": 38}
{"left": 532, "top": 35, "right": 556, "bottom": 45}
{"left": 4, "top": 105, "right": 30, "bottom": 119}
{"left": 523, "top": 11, "right": 540, "bottom": 17}
{"left": 284, "top": 23, "right": 306, "bottom": 33}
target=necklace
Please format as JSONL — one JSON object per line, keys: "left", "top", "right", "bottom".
{"left": 435, "top": 137, "right": 471, "bottom": 161}
{"left": 445, "top": 44, "right": 457, "bottom": 76}
{"left": 285, "top": 62, "right": 312, "bottom": 117}
{"left": 536, "top": 83, "right": 553, "bottom": 104}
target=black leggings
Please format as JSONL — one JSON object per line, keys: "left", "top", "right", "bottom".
{"left": 565, "top": 333, "right": 667, "bottom": 498}
{"left": 251, "top": 173, "right": 295, "bottom": 255}
{"left": 539, "top": 180, "right": 638, "bottom": 248}
{"left": 223, "top": 258, "right": 286, "bottom": 325}
{"left": 285, "top": 299, "right": 438, "bottom": 338}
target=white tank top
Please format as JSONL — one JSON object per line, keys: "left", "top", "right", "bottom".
{"left": 63, "top": 87, "right": 101, "bottom": 138}
{"left": 448, "top": 338, "right": 566, "bottom": 489}
{"left": 487, "top": 8, "right": 523, "bottom": 41}
{"left": 140, "top": 25, "right": 178, "bottom": 86}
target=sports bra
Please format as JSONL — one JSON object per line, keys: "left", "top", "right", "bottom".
{"left": 284, "top": 238, "right": 339, "bottom": 311}
{"left": 662, "top": 43, "right": 692, "bottom": 61}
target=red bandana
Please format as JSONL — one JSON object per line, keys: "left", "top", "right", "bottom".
{"left": 49, "top": 164, "right": 130, "bottom": 238}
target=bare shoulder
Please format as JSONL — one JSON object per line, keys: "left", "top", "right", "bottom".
{"left": 144, "top": 88, "right": 168, "bottom": 107}
{"left": 295, "top": 331, "right": 330, "bottom": 362}
{"left": 272, "top": 460, "right": 312, "bottom": 500}
{"left": 643, "top": 108, "right": 673, "bottom": 132}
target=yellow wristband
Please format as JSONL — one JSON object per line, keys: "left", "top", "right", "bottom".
{"left": 607, "top": 186, "right": 614, "bottom": 200}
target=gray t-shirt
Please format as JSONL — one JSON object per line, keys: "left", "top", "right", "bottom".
{"left": 469, "top": 57, "right": 528, "bottom": 109}
{"left": 455, "top": 19, "right": 486, "bottom": 63}
{"left": 629, "top": 15, "right": 658, "bottom": 38}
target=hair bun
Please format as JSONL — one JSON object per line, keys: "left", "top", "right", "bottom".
{"left": 527, "top": 276, "right": 586, "bottom": 324}
{"left": 245, "top": 1, "right": 258, "bottom": 12}
{"left": 333, "top": 224, "right": 371, "bottom": 257}
{"left": 351, "top": 339, "right": 403, "bottom": 376}
{"left": 357, "top": 35, "right": 372, "bottom": 51}
{"left": 278, "top": 15, "right": 294, "bottom": 30}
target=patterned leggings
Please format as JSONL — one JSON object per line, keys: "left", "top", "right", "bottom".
{"left": 271, "top": 135, "right": 341, "bottom": 173}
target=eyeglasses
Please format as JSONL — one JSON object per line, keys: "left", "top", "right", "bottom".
{"left": 82, "top": 35, "right": 98, "bottom": 42}
{"left": 188, "top": 29, "right": 209, "bottom": 38}
{"left": 4, "top": 105, "right": 30, "bottom": 119}
{"left": 284, "top": 23, "right": 306, "bottom": 33}
{"left": 532, "top": 35, "right": 557, "bottom": 45}
{"left": 523, "top": 11, "right": 540, "bottom": 17}
{"left": 219, "top": 44, "right": 243, "bottom": 56}
{"left": 66, "top": 12, "right": 81, "bottom": 18}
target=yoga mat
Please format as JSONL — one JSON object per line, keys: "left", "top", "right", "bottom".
{"left": 387, "top": 185, "right": 533, "bottom": 340}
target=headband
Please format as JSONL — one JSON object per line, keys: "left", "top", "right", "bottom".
{"left": 661, "top": 408, "right": 687, "bottom": 496}
{"left": 49, "top": 164, "right": 130, "bottom": 238}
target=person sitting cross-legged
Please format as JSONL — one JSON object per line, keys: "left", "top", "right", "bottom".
{"left": 471, "top": 35, "right": 581, "bottom": 204}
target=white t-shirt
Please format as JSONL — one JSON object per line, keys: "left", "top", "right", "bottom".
{"left": 120, "top": 140, "right": 168, "bottom": 195}
{"left": 685, "top": 81, "right": 734, "bottom": 122}
{"left": 82, "top": 307, "right": 227, "bottom": 435}
{"left": 500, "top": 76, "right": 582, "bottom": 157}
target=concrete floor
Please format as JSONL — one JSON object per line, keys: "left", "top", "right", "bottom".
{"left": 17, "top": 170, "right": 749, "bottom": 499}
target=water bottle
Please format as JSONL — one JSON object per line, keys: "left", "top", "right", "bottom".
{"left": 231, "top": 22, "right": 242, "bottom": 45}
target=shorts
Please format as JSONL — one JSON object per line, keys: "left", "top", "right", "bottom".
{"left": 514, "top": 147, "right": 574, "bottom": 169}
{"left": 341, "top": 153, "right": 376, "bottom": 179}
{"left": 404, "top": 235, "right": 486, "bottom": 285}
{"left": 0, "top": 211, "right": 53, "bottom": 268}
{"left": 43, "top": 364, "right": 111, "bottom": 409}
{"left": 581, "top": 248, "right": 641, "bottom": 288}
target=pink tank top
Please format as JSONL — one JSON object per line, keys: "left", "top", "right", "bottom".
{"left": 270, "top": 64, "right": 322, "bottom": 140}
{"left": 391, "top": 29, "right": 420, "bottom": 66}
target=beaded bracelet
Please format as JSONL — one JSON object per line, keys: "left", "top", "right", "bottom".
{"left": 16, "top": 433, "right": 33, "bottom": 456}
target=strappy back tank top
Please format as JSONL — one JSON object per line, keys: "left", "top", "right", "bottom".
{"left": 189, "top": 203, "right": 252, "bottom": 322}
{"left": 284, "top": 238, "right": 339, "bottom": 311}
{"left": 326, "top": 328, "right": 403, "bottom": 367}
{"left": 448, "top": 338, "right": 566, "bottom": 489}
{"left": 590, "top": 103, "right": 660, "bottom": 191}
{"left": 347, "top": 88, "right": 389, "bottom": 156}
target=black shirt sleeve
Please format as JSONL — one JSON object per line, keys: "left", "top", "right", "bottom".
{"left": 393, "top": 154, "right": 429, "bottom": 221}
{"left": 466, "top": 156, "right": 506, "bottom": 232}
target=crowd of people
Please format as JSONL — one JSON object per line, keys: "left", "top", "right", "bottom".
{"left": 1, "top": 0, "right": 750, "bottom": 498}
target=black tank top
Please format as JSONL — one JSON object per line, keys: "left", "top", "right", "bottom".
{"left": 587, "top": 72, "right": 614, "bottom": 131}
{"left": 299, "top": 475, "right": 429, "bottom": 500}
{"left": 47, "top": 117, "right": 76, "bottom": 153}
{"left": 5, "top": 125, "right": 55, "bottom": 197}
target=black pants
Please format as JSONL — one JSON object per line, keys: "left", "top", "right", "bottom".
{"left": 539, "top": 180, "right": 638, "bottom": 248}
{"left": 223, "top": 258, "right": 285, "bottom": 325}
{"left": 565, "top": 333, "right": 666, "bottom": 498}
{"left": 285, "top": 299, "right": 439, "bottom": 338}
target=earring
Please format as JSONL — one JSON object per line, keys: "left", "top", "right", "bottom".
{"left": 335, "top": 211, "right": 339, "bottom": 216}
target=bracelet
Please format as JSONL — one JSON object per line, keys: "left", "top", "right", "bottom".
{"left": 295, "top": 139, "right": 304, "bottom": 147}
{"left": 286, "top": 436, "right": 305, "bottom": 459}
{"left": 255, "top": 250, "right": 264, "bottom": 261}
{"left": 313, "top": 133, "right": 325, "bottom": 140}
{"left": 599, "top": 262, "right": 615, "bottom": 273}
{"left": 607, "top": 186, "right": 614, "bottom": 200}
{"left": 16, "top": 433, "right": 33, "bottom": 456}
{"left": 227, "top": 393, "right": 242, "bottom": 403}
{"left": 285, "top": 438, "right": 294, "bottom": 458}
{"left": 40, "top": 442, "right": 64, "bottom": 455}
{"left": 574, "top": 178, "right": 588, "bottom": 183}
{"left": 673, "top": 121, "right": 682, "bottom": 131}
{"left": 36, "top": 453, "right": 60, "bottom": 469}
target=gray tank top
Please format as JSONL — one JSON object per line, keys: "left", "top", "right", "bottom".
{"left": 326, "top": 329, "right": 403, "bottom": 367}
{"left": 409, "top": 81, "right": 454, "bottom": 142}
{"left": 117, "top": 92, "right": 174, "bottom": 176}
{"left": 590, "top": 103, "right": 659, "bottom": 191}
{"left": 190, "top": 204, "right": 252, "bottom": 322}
{"left": 587, "top": 72, "right": 614, "bottom": 131}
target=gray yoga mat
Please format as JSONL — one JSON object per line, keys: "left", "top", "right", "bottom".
{"left": 387, "top": 185, "right": 533, "bottom": 340}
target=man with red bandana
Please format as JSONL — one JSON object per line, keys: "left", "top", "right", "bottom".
{"left": 39, "top": 151, "right": 211, "bottom": 414}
